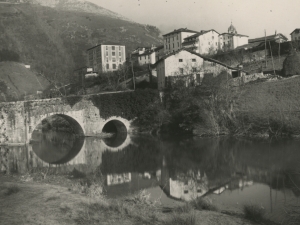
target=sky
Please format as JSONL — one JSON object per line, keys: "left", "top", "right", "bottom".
{"left": 89, "top": 0, "right": 299, "bottom": 40}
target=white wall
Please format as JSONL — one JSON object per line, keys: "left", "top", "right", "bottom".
{"left": 198, "top": 30, "right": 219, "bottom": 54}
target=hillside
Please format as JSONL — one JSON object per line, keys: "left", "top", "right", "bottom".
{"left": 0, "top": 2, "right": 162, "bottom": 83}
{"left": 0, "top": 62, "right": 51, "bottom": 100}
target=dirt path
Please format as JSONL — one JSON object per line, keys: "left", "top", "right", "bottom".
{"left": 0, "top": 175, "right": 258, "bottom": 225}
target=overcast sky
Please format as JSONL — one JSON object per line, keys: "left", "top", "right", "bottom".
{"left": 89, "top": 0, "right": 298, "bottom": 40}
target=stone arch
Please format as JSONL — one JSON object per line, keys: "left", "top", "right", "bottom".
{"left": 100, "top": 116, "right": 131, "bottom": 150}
{"left": 29, "top": 113, "right": 85, "bottom": 164}
{"left": 28, "top": 112, "right": 85, "bottom": 142}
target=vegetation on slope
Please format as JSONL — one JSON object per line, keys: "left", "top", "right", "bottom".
{"left": 0, "top": 3, "right": 162, "bottom": 84}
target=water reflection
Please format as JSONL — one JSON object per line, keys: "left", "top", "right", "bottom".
{"left": 2, "top": 134, "right": 300, "bottom": 222}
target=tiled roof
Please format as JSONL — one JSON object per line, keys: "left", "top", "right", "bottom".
{"left": 163, "top": 28, "right": 198, "bottom": 36}
{"left": 86, "top": 42, "right": 124, "bottom": 51}
{"left": 290, "top": 29, "right": 300, "bottom": 35}
{"left": 248, "top": 33, "right": 288, "bottom": 43}
{"left": 183, "top": 29, "right": 220, "bottom": 40}
{"left": 219, "top": 33, "right": 249, "bottom": 37}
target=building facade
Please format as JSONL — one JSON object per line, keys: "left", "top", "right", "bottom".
{"left": 163, "top": 28, "right": 198, "bottom": 54}
{"left": 182, "top": 29, "right": 220, "bottom": 54}
{"left": 155, "top": 49, "right": 238, "bottom": 90}
{"left": 291, "top": 29, "right": 300, "bottom": 41}
{"left": 219, "top": 23, "right": 248, "bottom": 51}
{"left": 86, "top": 43, "right": 126, "bottom": 73}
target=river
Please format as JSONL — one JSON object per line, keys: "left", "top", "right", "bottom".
{"left": 2, "top": 130, "right": 300, "bottom": 223}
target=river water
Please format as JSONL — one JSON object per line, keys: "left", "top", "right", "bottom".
{"left": 2, "top": 130, "right": 300, "bottom": 223}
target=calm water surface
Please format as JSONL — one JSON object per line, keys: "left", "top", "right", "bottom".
{"left": 4, "top": 130, "right": 300, "bottom": 222}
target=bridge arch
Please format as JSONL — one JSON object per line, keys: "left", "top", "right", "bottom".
{"left": 29, "top": 112, "right": 85, "bottom": 142}
{"left": 100, "top": 117, "right": 131, "bottom": 151}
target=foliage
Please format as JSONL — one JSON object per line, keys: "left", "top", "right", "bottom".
{"left": 191, "top": 197, "right": 218, "bottom": 211}
{"left": 282, "top": 49, "right": 300, "bottom": 76}
{"left": 63, "top": 95, "right": 83, "bottom": 108}
{"left": 90, "top": 89, "right": 159, "bottom": 120}
{"left": 164, "top": 213, "right": 196, "bottom": 225}
{"left": 0, "top": 49, "right": 20, "bottom": 62}
{"left": 243, "top": 204, "right": 265, "bottom": 222}
{"left": 3, "top": 184, "right": 20, "bottom": 196}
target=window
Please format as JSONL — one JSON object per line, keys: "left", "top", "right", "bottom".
{"left": 119, "top": 58, "right": 122, "bottom": 62}
{"left": 208, "top": 42, "right": 210, "bottom": 45}
{"left": 112, "top": 52, "right": 115, "bottom": 56}
{"left": 212, "top": 36, "right": 214, "bottom": 40}
{"left": 113, "top": 64, "right": 116, "bottom": 69}
{"left": 173, "top": 43, "right": 174, "bottom": 48}
{"left": 106, "top": 52, "right": 108, "bottom": 56}
{"left": 106, "top": 64, "right": 109, "bottom": 69}
{"left": 112, "top": 46, "right": 115, "bottom": 50}
{"left": 179, "top": 59, "right": 183, "bottom": 62}
{"left": 177, "top": 35, "right": 178, "bottom": 40}
{"left": 112, "top": 58, "right": 116, "bottom": 62}
{"left": 178, "top": 42, "right": 179, "bottom": 47}
{"left": 106, "top": 58, "right": 108, "bottom": 62}
{"left": 184, "top": 190, "right": 188, "bottom": 194}
{"left": 192, "top": 67, "right": 196, "bottom": 72}
{"left": 179, "top": 68, "right": 183, "bottom": 74}
{"left": 192, "top": 59, "right": 196, "bottom": 62}
{"left": 106, "top": 46, "right": 108, "bottom": 50}
{"left": 119, "top": 52, "right": 121, "bottom": 56}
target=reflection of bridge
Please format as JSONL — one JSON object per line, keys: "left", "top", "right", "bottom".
{"left": 0, "top": 91, "right": 137, "bottom": 146}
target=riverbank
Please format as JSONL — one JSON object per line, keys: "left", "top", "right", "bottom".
{"left": 0, "top": 174, "right": 260, "bottom": 225}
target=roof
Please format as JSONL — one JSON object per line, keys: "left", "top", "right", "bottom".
{"left": 234, "top": 42, "right": 263, "bottom": 50}
{"left": 154, "top": 45, "right": 164, "bottom": 51}
{"left": 163, "top": 28, "right": 198, "bottom": 36}
{"left": 183, "top": 29, "right": 220, "bottom": 40}
{"left": 219, "top": 33, "right": 249, "bottom": 37}
{"left": 86, "top": 42, "right": 124, "bottom": 51}
{"left": 153, "top": 48, "right": 241, "bottom": 71}
{"left": 290, "top": 29, "right": 300, "bottom": 35}
{"left": 182, "top": 39, "right": 197, "bottom": 46}
{"left": 248, "top": 33, "right": 288, "bottom": 43}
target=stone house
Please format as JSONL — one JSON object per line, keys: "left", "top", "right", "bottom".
{"left": 290, "top": 29, "right": 300, "bottom": 41}
{"left": 154, "top": 48, "right": 242, "bottom": 90}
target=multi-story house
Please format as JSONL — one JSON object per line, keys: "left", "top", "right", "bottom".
{"left": 155, "top": 49, "right": 240, "bottom": 90}
{"left": 163, "top": 28, "right": 198, "bottom": 54}
{"left": 86, "top": 42, "right": 126, "bottom": 73}
{"left": 131, "top": 45, "right": 164, "bottom": 65}
{"left": 290, "top": 29, "right": 300, "bottom": 41}
{"left": 219, "top": 23, "right": 248, "bottom": 51}
{"left": 182, "top": 29, "right": 220, "bottom": 54}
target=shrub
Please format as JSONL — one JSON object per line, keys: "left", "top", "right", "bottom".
{"left": 4, "top": 184, "right": 20, "bottom": 196}
{"left": 243, "top": 204, "right": 265, "bottom": 222}
{"left": 282, "top": 50, "right": 300, "bottom": 76}
{"left": 191, "top": 197, "right": 218, "bottom": 211}
{"left": 164, "top": 213, "right": 196, "bottom": 225}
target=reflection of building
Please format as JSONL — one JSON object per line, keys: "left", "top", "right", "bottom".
{"left": 107, "top": 173, "right": 131, "bottom": 186}
{"left": 161, "top": 156, "right": 209, "bottom": 201}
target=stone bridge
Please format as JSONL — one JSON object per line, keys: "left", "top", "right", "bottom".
{"left": 0, "top": 90, "right": 155, "bottom": 146}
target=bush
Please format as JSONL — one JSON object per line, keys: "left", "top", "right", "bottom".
{"left": 243, "top": 204, "right": 265, "bottom": 222}
{"left": 282, "top": 50, "right": 300, "bottom": 76}
{"left": 191, "top": 197, "right": 218, "bottom": 211}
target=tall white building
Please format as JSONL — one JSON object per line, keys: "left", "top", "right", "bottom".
{"left": 163, "top": 28, "right": 198, "bottom": 54}
{"left": 86, "top": 42, "right": 126, "bottom": 73}
{"left": 182, "top": 29, "right": 220, "bottom": 54}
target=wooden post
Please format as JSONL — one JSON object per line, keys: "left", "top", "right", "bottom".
{"left": 278, "top": 41, "right": 281, "bottom": 65}
{"left": 265, "top": 30, "right": 267, "bottom": 67}
{"left": 269, "top": 41, "right": 276, "bottom": 75}
{"left": 130, "top": 54, "right": 136, "bottom": 90}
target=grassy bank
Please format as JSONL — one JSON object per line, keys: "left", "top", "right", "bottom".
{"left": 0, "top": 175, "right": 259, "bottom": 225}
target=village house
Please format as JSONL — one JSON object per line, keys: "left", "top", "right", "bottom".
{"left": 86, "top": 42, "right": 126, "bottom": 73}
{"left": 219, "top": 23, "right": 249, "bottom": 51}
{"left": 248, "top": 33, "right": 288, "bottom": 44}
{"left": 182, "top": 29, "right": 220, "bottom": 54}
{"left": 154, "top": 48, "right": 243, "bottom": 90}
{"left": 290, "top": 29, "right": 300, "bottom": 41}
{"left": 163, "top": 28, "right": 198, "bottom": 54}
{"left": 130, "top": 45, "right": 163, "bottom": 65}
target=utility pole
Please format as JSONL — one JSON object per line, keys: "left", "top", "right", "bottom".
{"left": 265, "top": 29, "right": 267, "bottom": 68}
{"left": 269, "top": 41, "right": 276, "bottom": 75}
{"left": 130, "top": 54, "right": 136, "bottom": 90}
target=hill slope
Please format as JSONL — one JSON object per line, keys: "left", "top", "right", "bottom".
{"left": 0, "top": 62, "right": 50, "bottom": 99}
{"left": 0, "top": 2, "right": 162, "bottom": 83}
